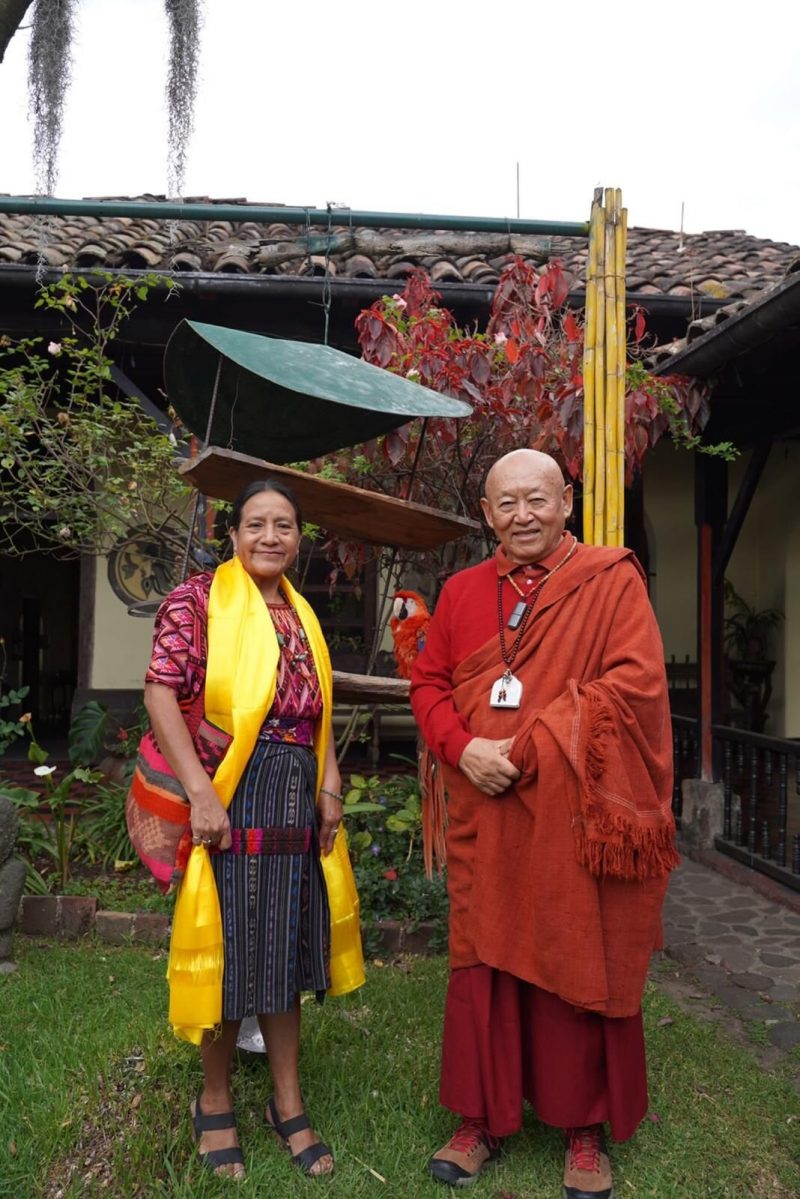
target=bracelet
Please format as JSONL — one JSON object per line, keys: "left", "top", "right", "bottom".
{"left": 319, "top": 787, "right": 343, "bottom": 802}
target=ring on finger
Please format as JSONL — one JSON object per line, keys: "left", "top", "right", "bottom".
{"left": 191, "top": 835, "right": 202, "bottom": 845}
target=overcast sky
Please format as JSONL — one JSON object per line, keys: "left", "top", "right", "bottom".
{"left": 2, "top": 0, "right": 799, "bottom": 244}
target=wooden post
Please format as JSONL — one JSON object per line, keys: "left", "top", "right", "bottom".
{"left": 695, "top": 455, "right": 728, "bottom": 780}
{"left": 698, "top": 524, "right": 714, "bottom": 779}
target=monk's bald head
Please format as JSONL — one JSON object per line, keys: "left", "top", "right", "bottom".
{"left": 484, "top": 450, "right": 566, "bottom": 502}
{"left": 481, "top": 449, "right": 573, "bottom": 565}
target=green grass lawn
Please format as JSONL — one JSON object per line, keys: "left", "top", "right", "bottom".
{"left": 1, "top": 941, "right": 798, "bottom": 1198}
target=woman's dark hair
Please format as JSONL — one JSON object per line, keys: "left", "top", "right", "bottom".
{"left": 229, "top": 479, "right": 303, "bottom": 530}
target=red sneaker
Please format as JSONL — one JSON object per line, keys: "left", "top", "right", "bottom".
{"left": 563, "top": 1125, "right": 613, "bottom": 1198}
{"left": 428, "top": 1118, "right": 501, "bottom": 1186}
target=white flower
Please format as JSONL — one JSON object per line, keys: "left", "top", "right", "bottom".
{"left": 58, "top": 526, "right": 71, "bottom": 539}
{"left": 47, "top": 341, "right": 62, "bottom": 356}
{"left": 391, "top": 294, "right": 408, "bottom": 310}
{"left": 494, "top": 332, "right": 508, "bottom": 345}
{"left": 406, "top": 368, "right": 419, "bottom": 379}
{"left": 33, "top": 765, "right": 56, "bottom": 777}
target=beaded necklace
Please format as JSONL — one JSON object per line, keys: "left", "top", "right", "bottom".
{"left": 490, "top": 535, "right": 578, "bottom": 708}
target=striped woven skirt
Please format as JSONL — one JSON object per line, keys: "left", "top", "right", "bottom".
{"left": 211, "top": 739, "right": 330, "bottom": 1019}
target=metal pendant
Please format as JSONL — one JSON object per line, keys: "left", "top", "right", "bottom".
{"left": 507, "top": 599, "right": 527, "bottom": 630}
{"left": 490, "top": 670, "right": 523, "bottom": 709}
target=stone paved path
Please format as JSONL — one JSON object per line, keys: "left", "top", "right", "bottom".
{"left": 660, "top": 852, "right": 800, "bottom": 1066}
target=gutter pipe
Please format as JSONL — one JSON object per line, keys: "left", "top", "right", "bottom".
{"left": 0, "top": 195, "right": 588, "bottom": 238}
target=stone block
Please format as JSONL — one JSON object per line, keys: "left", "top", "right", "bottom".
{"left": 0, "top": 797, "right": 19, "bottom": 866}
{"left": 398, "top": 922, "right": 438, "bottom": 955}
{"left": 0, "top": 928, "right": 13, "bottom": 958}
{"left": 374, "top": 919, "right": 403, "bottom": 954}
{"left": 131, "top": 913, "right": 169, "bottom": 944}
{"left": 371, "top": 919, "right": 439, "bottom": 956}
{"left": 0, "top": 857, "right": 27, "bottom": 928}
{"left": 20, "top": 895, "right": 59, "bottom": 936}
{"left": 729, "top": 971, "right": 772, "bottom": 991}
{"left": 59, "top": 896, "right": 97, "bottom": 939}
{"left": 680, "top": 780, "right": 726, "bottom": 850}
{"left": 95, "top": 910, "right": 133, "bottom": 944}
{"left": 767, "top": 1021, "right": 800, "bottom": 1051}
{"left": 769, "top": 984, "right": 799, "bottom": 1003}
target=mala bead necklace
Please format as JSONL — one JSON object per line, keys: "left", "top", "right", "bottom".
{"left": 490, "top": 535, "right": 578, "bottom": 709}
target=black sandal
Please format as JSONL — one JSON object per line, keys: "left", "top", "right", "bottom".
{"left": 191, "top": 1092, "right": 245, "bottom": 1178}
{"left": 266, "top": 1095, "right": 333, "bottom": 1176}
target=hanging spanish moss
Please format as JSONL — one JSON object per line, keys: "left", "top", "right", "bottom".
{"left": 164, "top": 0, "right": 202, "bottom": 199}
{"left": 27, "top": 0, "right": 76, "bottom": 196}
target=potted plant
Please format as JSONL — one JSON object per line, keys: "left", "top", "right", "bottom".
{"left": 723, "top": 580, "right": 784, "bottom": 732}
{"left": 0, "top": 704, "right": 106, "bottom": 935}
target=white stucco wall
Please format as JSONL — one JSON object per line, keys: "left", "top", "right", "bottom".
{"left": 644, "top": 439, "right": 799, "bottom": 738}
{"left": 90, "top": 561, "right": 156, "bottom": 690}
{"left": 643, "top": 441, "right": 697, "bottom": 663}
{"left": 725, "top": 442, "right": 800, "bottom": 737}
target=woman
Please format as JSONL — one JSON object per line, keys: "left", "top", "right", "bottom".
{"left": 143, "top": 479, "right": 344, "bottom": 1179}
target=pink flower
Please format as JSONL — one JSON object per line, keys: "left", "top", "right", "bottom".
{"left": 391, "top": 295, "right": 408, "bottom": 310}
{"left": 493, "top": 332, "right": 507, "bottom": 345}
{"left": 382, "top": 868, "right": 398, "bottom": 882}
{"left": 117, "top": 728, "right": 129, "bottom": 741}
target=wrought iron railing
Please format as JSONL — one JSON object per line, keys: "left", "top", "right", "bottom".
{"left": 671, "top": 714, "right": 800, "bottom": 892}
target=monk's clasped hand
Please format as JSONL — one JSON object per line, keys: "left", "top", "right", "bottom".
{"left": 458, "top": 736, "right": 520, "bottom": 796}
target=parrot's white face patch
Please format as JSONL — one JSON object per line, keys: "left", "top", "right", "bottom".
{"left": 393, "top": 595, "right": 417, "bottom": 620}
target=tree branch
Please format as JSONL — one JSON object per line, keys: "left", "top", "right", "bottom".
{"left": 0, "top": 0, "right": 33, "bottom": 64}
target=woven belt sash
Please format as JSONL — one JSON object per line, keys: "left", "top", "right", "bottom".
{"left": 222, "top": 827, "right": 311, "bottom": 855}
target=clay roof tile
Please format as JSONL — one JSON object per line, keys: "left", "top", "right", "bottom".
{"left": 0, "top": 199, "right": 795, "bottom": 308}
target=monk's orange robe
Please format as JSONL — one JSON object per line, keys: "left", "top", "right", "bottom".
{"left": 411, "top": 539, "right": 677, "bottom": 1020}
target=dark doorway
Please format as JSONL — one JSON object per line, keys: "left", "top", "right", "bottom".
{"left": 0, "top": 553, "right": 80, "bottom": 742}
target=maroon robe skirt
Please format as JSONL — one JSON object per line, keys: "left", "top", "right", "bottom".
{"left": 439, "top": 965, "right": 648, "bottom": 1142}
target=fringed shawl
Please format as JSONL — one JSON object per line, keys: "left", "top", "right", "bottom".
{"left": 440, "top": 545, "right": 677, "bottom": 1017}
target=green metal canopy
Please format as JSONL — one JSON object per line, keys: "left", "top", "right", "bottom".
{"left": 164, "top": 320, "right": 471, "bottom": 462}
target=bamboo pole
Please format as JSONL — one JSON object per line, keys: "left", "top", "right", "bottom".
{"left": 583, "top": 186, "right": 626, "bottom": 547}
{"left": 604, "top": 188, "right": 619, "bottom": 545}
{"left": 615, "top": 198, "right": 627, "bottom": 547}
{"left": 592, "top": 201, "right": 607, "bottom": 545}
{"left": 582, "top": 191, "right": 601, "bottom": 544}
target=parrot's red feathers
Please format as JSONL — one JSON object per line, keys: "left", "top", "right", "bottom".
{"left": 389, "top": 590, "right": 431, "bottom": 680}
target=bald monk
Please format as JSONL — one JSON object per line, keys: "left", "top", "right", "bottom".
{"left": 410, "top": 449, "right": 677, "bottom": 1198}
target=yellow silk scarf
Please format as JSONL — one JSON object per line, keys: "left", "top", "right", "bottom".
{"left": 167, "top": 556, "right": 363, "bottom": 1043}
